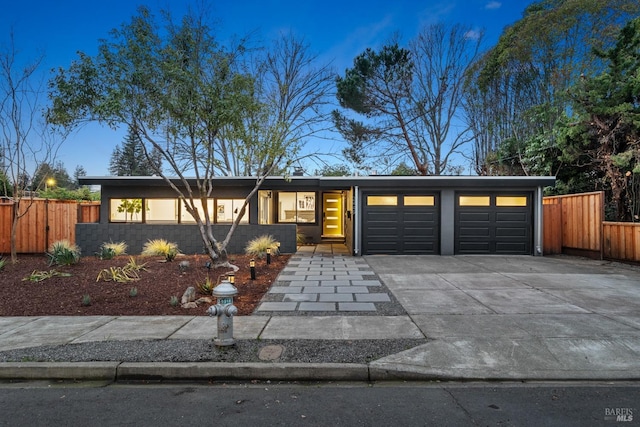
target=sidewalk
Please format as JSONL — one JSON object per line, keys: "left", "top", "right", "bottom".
{"left": 1, "top": 245, "right": 640, "bottom": 382}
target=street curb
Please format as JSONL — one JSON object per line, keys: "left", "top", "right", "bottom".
{"left": 0, "top": 362, "right": 119, "bottom": 381}
{"left": 117, "top": 362, "right": 369, "bottom": 381}
{"left": 0, "top": 362, "right": 369, "bottom": 382}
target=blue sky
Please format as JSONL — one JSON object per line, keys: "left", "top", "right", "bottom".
{"left": 2, "top": 0, "right": 535, "bottom": 176}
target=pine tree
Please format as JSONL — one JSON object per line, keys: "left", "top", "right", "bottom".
{"left": 109, "top": 126, "right": 162, "bottom": 176}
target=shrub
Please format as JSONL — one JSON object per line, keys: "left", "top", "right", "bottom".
{"left": 141, "top": 239, "right": 180, "bottom": 262}
{"left": 0, "top": 255, "right": 5, "bottom": 271}
{"left": 22, "top": 269, "right": 72, "bottom": 282}
{"left": 245, "top": 235, "right": 280, "bottom": 258}
{"left": 170, "top": 295, "right": 179, "bottom": 307}
{"left": 197, "top": 276, "right": 215, "bottom": 294}
{"left": 129, "top": 287, "right": 138, "bottom": 297}
{"left": 47, "top": 240, "right": 81, "bottom": 266}
{"left": 82, "top": 295, "right": 91, "bottom": 306}
{"left": 96, "top": 241, "right": 128, "bottom": 260}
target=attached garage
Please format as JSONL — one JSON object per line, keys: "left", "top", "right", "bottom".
{"left": 455, "top": 194, "right": 532, "bottom": 254}
{"left": 362, "top": 193, "right": 439, "bottom": 255}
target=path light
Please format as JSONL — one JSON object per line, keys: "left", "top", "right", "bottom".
{"left": 227, "top": 272, "right": 235, "bottom": 285}
{"left": 266, "top": 247, "right": 271, "bottom": 265}
{"left": 206, "top": 278, "right": 238, "bottom": 347}
{"left": 250, "top": 259, "right": 256, "bottom": 280}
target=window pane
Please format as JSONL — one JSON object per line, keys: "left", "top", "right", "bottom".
{"left": 496, "top": 196, "right": 528, "bottom": 207}
{"left": 217, "top": 199, "right": 248, "bottom": 223}
{"left": 181, "top": 199, "right": 214, "bottom": 223}
{"left": 459, "top": 196, "right": 490, "bottom": 206}
{"left": 297, "top": 192, "right": 315, "bottom": 222}
{"left": 279, "top": 192, "right": 297, "bottom": 222}
{"left": 109, "top": 199, "right": 143, "bottom": 222}
{"left": 145, "top": 199, "right": 178, "bottom": 223}
{"left": 367, "top": 195, "right": 397, "bottom": 206}
{"left": 258, "top": 190, "right": 272, "bottom": 224}
{"left": 404, "top": 196, "right": 435, "bottom": 206}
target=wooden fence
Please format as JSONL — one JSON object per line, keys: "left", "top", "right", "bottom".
{"left": 543, "top": 191, "right": 640, "bottom": 262}
{"left": 603, "top": 222, "right": 640, "bottom": 262}
{"left": 0, "top": 199, "right": 99, "bottom": 254}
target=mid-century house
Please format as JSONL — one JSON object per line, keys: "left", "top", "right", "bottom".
{"left": 77, "top": 175, "right": 556, "bottom": 256}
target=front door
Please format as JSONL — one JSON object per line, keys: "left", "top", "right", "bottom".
{"left": 322, "top": 193, "right": 343, "bottom": 237}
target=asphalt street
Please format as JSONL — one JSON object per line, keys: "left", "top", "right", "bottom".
{"left": 0, "top": 381, "right": 637, "bottom": 426}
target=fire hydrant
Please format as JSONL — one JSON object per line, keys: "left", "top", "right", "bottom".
{"left": 206, "top": 278, "right": 238, "bottom": 346}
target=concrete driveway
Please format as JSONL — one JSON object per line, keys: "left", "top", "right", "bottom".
{"left": 367, "top": 255, "right": 640, "bottom": 380}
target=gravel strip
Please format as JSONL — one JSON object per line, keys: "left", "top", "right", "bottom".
{"left": 0, "top": 339, "right": 427, "bottom": 364}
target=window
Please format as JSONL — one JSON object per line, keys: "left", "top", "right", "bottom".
{"left": 496, "top": 196, "right": 528, "bottom": 207}
{"left": 279, "top": 192, "right": 316, "bottom": 223}
{"left": 109, "top": 199, "right": 143, "bottom": 223}
{"left": 181, "top": 199, "right": 215, "bottom": 224}
{"left": 216, "top": 199, "right": 249, "bottom": 223}
{"left": 459, "top": 196, "right": 490, "bottom": 206}
{"left": 145, "top": 199, "right": 178, "bottom": 223}
{"left": 258, "top": 190, "right": 273, "bottom": 224}
{"left": 404, "top": 196, "right": 435, "bottom": 206}
{"left": 367, "top": 195, "right": 398, "bottom": 206}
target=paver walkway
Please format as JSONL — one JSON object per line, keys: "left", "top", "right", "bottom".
{"left": 255, "top": 244, "right": 396, "bottom": 314}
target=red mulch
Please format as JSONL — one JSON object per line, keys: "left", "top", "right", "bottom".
{"left": 0, "top": 253, "right": 289, "bottom": 316}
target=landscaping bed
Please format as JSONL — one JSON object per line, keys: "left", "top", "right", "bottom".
{"left": 0, "top": 253, "right": 289, "bottom": 316}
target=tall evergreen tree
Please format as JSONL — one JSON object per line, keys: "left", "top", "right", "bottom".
{"left": 109, "top": 125, "right": 162, "bottom": 176}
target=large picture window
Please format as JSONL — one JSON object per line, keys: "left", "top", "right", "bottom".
{"left": 109, "top": 199, "right": 143, "bottom": 223}
{"left": 181, "top": 199, "right": 215, "bottom": 224}
{"left": 279, "top": 192, "right": 316, "bottom": 223}
{"left": 145, "top": 199, "right": 178, "bottom": 223}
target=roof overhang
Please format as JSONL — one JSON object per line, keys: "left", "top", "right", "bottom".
{"left": 79, "top": 175, "right": 556, "bottom": 189}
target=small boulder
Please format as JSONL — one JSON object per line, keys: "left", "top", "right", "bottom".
{"left": 181, "top": 302, "right": 198, "bottom": 309}
{"left": 195, "top": 297, "right": 213, "bottom": 305}
{"left": 181, "top": 286, "right": 196, "bottom": 304}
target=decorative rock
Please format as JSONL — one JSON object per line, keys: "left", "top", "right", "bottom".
{"left": 181, "top": 286, "right": 196, "bottom": 304}
{"left": 181, "top": 302, "right": 198, "bottom": 309}
{"left": 195, "top": 297, "right": 213, "bottom": 305}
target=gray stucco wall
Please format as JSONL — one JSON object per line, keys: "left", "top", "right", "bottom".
{"left": 75, "top": 223, "right": 297, "bottom": 256}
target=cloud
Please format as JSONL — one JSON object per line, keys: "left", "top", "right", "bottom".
{"left": 464, "top": 29, "right": 482, "bottom": 40}
{"left": 485, "top": 1, "right": 502, "bottom": 9}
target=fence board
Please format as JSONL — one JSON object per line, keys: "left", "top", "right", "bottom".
{"left": 543, "top": 204, "right": 562, "bottom": 254}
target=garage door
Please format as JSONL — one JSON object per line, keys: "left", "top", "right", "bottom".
{"left": 362, "top": 193, "right": 439, "bottom": 255}
{"left": 455, "top": 194, "right": 532, "bottom": 255}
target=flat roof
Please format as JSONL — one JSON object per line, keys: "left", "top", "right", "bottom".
{"left": 80, "top": 175, "right": 556, "bottom": 189}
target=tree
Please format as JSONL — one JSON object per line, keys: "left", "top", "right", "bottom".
{"left": 32, "top": 161, "right": 73, "bottom": 191}
{"left": 559, "top": 17, "right": 640, "bottom": 221}
{"left": 47, "top": 7, "right": 330, "bottom": 268}
{"left": 213, "top": 33, "right": 334, "bottom": 176}
{"left": 73, "top": 165, "right": 86, "bottom": 189}
{"left": 109, "top": 125, "right": 162, "bottom": 176}
{"left": 1, "top": 31, "right": 66, "bottom": 262}
{"left": 334, "top": 24, "right": 482, "bottom": 175}
{"left": 466, "top": 0, "right": 640, "bottom": 176}
{"left": 316, "top": 163, "right": 351, "bottom": 176}
{"left": 390, "top": 162, "right": 417, "bottom": 176}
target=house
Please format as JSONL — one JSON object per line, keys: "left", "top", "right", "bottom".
{"left": 77, "top": 175, "right": 556, "bottom": 256}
